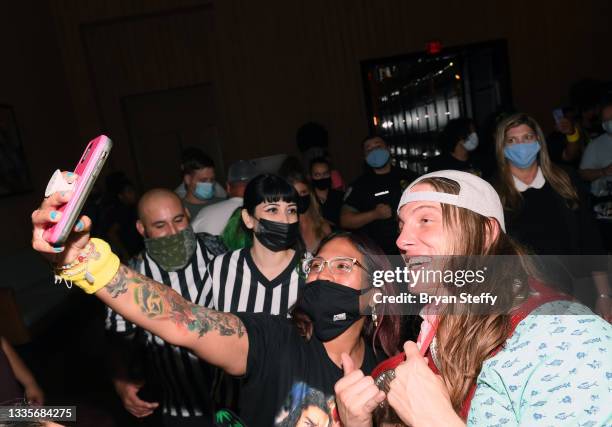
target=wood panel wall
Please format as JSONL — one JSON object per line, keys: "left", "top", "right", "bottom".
{"left": 1, "top": 0, "right": 610, "bottom": 253}
{"left": 47, "top": 0, "right": 612, "bottom": 185}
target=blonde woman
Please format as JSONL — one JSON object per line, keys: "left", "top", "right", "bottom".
{"left": 335, "top": 170, "right": 611, "bottom": 426}
{"left": 493, "top": 113, "right": 610, "bottom": 321}
{"left": 284, "top": 171, "right": 332, "bottom": 253}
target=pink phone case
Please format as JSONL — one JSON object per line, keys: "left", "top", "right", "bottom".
{"left": 43, "top": 135, "right": 113, "bottom": 245}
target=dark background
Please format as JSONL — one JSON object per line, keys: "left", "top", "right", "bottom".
{"left": 1, "top": 0, "right": 611, "bottom": 255}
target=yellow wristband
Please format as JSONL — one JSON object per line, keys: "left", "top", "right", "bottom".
{"left": 59, "top": 238, "right": 120, "bottom": 294}
{"left": 566, "top": 128, "right": 580, "bottom": 143}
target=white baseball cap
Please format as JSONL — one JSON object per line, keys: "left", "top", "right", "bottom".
{"left": 398, "top": 170, "right": 506, "bottom": 232}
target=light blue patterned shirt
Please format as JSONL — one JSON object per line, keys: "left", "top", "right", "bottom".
{"left": 468, "top": 301, "right": 612, "bottom": 427}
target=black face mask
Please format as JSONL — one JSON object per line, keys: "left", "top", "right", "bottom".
{"left": 297, "top": 194, "right": 311, "bottom": 214}
{"left": 297, "top": 279, "right": 362, "bottom": 341}
{"left": 312, "top": 177, "right": 332, "bottom": 190}
{"left": 254, "top": 218, "right": 299, "bottom": 252}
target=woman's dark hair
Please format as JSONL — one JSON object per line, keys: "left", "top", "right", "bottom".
{"left": 242, "top": 174, "right": 305, "bottom": 253}
{"left": 105, "top": 171, "right": 133, "bottom": 197}
{"left": 296, "top": 122, "right": 329, "bottom": 152}
{"left": 309, "top": 156, "right": 331, "bottom": 174}
{"left": 181, "top": 147, "right": 215, "bottom": 175}
{"left": 242, "top": 174, "right": 298, "bottom": 215}
{"left": 278, "top": 389, "right": 331, "bottom": 427}
{"left": 282, "top": 169, "right": 308, "bottom": 188}
{"left": 291, "top": 232, "right": 403, "bottom": 357}
{"left": 440, "top": 118, "right": 474, "bottom": 153}
{"left": 278, "top": 155, "right": 306, "bottom": 179}
{"left": 361, "top": 134, "right": 386, "bottom": 149}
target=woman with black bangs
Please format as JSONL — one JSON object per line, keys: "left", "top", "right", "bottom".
{"left": 31, "top": 179, "right": 404, "bottom": 426}
{"left": 195, "top": 173, "right": 307, "bottom": 416}
{"left": 197, "top": 174, "right": 306, "bottom": 317}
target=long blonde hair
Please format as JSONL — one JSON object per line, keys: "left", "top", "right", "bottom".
{"left": 494, "top": 113, "right": 579, "bottom": 211}
{"left": 421, "top": 177, "right": 535, "bottom": 413}
{"left": 284, "top": 172, "right": 330, "bottom": 241}
{"left": 305, "top": 191, "right": 330, "bottom": 241}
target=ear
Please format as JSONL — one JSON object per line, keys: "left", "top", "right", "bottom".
{"left": 136, "top": 220, "right": 146, "bottom": 238}
{"left": 226, "top": 182, "right": 231, "bottom": 193}
{"left": 184, "top": 173, "right": 192, "bottom": 187}
{"left": 484, "top": 218, "right": 501, "bottom": 249}
{"left": 241, "top": 208, "right": 255, "bottom": 230}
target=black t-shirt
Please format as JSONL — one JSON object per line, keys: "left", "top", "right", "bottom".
{"left": 316, "top": 189, "right": 344, "bottom": 226}
{"left": 343, "top": 167, "right": 415, "bottom": 254}
{"left": 235, "top": 313, "right": 381, "bottom": 427}
{"left": 504, "top": 173, "right": 605, "bottom": 286}
{"left": 504, "top": 171, "right": 603, "bottom": 256}
{"left": 505, "top": 182, "right": 573, "bottom": 254}
{"left": 546, "top": 131, "right": 584, "bottom": 170}
{"left": 428, "top": 153, "right": 482, "bottom": 176}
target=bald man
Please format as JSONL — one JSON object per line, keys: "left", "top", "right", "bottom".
{"left": 106, "top": 189, "right": 225, "bottom": 427}
{"left": 136, "top": 188, "right": 192, "bottom": 240}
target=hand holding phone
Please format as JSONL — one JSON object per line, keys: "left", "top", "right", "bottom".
{"left": 43, "top": 135, "right": 112, "bottom": 245}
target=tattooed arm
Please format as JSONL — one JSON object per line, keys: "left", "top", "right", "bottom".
{"left": 98, "top": 265, "right": 248, "bottom": 376}
{"left": 30, "top": 190, "right": 247, "bottom": 374}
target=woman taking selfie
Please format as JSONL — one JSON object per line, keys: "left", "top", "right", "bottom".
{"left": 335, "top": 170, "right": 611, "bottom": 427}
{"left": 31, "top": 180, "right": 402, "bottom": 426}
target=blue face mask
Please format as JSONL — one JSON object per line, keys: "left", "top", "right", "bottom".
{"left": 462, "top": 132, "right": 479, "bottom": 151}
{"left": 366, "top": 148, "right": 390, "bottom": 168}
{"left": 503, "top": 141, "right": 540, "bottom": 169}
{"left": 194, "top": 181, "right": 215, "bottom": 200}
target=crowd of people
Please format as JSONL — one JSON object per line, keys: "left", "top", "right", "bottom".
{"left": 4, "top": 90, "right": 612, "bottom": 427}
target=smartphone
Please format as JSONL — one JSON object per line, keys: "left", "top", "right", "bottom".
{"left": 552, "top": 108, "right": 564, "bottom": 125}
{"left": 43, "top": 135, "right": 113, "bottom": 245}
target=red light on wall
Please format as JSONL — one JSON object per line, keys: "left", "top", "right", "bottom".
{"left": 426, "top": 40, "right": 442, "bottom": 55}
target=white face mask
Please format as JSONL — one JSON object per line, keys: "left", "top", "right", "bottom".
{"left": 602, "top": 120, "right": 612, "bottom": 135}
{"left": 462, "top": 132, "right": 479, "bottom": 151}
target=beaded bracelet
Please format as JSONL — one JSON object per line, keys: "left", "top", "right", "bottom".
{"left": 56, "top": 242, "right": 95, "bottom": 271}
{"left": 54, "top": 238, "right": 120, "bottom": 294}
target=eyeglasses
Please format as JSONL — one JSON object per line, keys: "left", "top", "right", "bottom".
{"left": 302, "top": 256, "right": 370, "bottom": 276}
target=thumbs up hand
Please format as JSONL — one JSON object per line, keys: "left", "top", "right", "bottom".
{"left": 333, "top": 353, "right": 385, "bottom": 427}
{"left": 387, "top": 341, "right": 462, "bottom": 427}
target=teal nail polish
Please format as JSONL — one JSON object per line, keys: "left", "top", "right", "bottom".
{"left": 75, "top": 220, "right": 84, "bottom": 231}
{"left": 50, "top": 211, "right": 58, "bottom": 220}
{"left": 52, "top": 246, "right": 64, "bottom": 253}
{"left": 66, "top": 172, "right": 74, "bottom": 177}
{"left": 60, "top": 191, "right": 66, "bottom": 197}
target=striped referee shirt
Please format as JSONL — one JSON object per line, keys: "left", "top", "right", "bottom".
{"left": 105, "top": 236, "right": 219, "bottom": 418}
{"left": 196, "top": 248, "right": 305, "bottom": 316}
